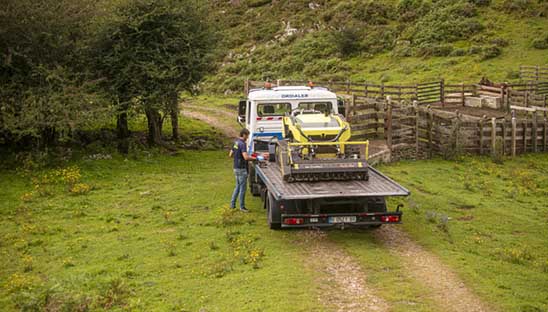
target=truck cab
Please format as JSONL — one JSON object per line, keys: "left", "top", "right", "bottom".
{"left": 238, "top": 85, "right": 340, "bottom": 154}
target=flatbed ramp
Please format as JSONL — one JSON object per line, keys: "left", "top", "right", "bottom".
{"left": 256, "top": 164, "right": 409, "bottom": 200}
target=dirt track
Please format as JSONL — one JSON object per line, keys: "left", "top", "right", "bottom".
{"left": 182, "top": 101, "right": 492, "bottom": 312}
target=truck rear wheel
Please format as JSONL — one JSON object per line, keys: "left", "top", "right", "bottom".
{"left": 266, "top": 193, "right": 281, "bottom": 230}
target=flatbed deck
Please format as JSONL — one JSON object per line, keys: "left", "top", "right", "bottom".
{"left": 255, "top": 162, "right": 410, "bottom": 200}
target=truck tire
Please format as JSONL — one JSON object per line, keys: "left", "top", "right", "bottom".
{"left": 266, "top": 193, "right": 281, "bottom": 230}
{"left": 248, "top": 165, "right": 261, "bottom": 197}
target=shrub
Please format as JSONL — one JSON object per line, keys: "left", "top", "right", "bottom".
{"left": 352, "top": 1, "right": 394, "bottom": 25}
{"left": 498, "top": 0, "right": 548, "bottom": 16}
{"left": 410, "top": 1, "right": 484, "bottom": 46}
{"left": 246, "top": 0, "right": 271, "bottom": 8}
{"left": 397, "top": 0, "right": 432, "bottom": 22}
{"left": 468, "top": 0, "right": 491, "bottom": 6}
{"left": 532, "top": 36, "right": 548, "bottom": 49}
{"left": 416, "top": 43, "right": 454, "bottom": 56}
{"left": 479, "top": 44, "right": 502, "bottom": 60}
{"left": 450, "top": 48, "right": 468, "bottom": 56}
{"left": 331, "top": 28, "right": 363, "bottom": 57}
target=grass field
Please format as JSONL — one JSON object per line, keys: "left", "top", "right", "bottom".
{"left": 1, "top": 134, "right": 547, "bottom": 311}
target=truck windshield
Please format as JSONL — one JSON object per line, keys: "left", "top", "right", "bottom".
{"left": 298, "top": 102, "right": 333, "bottom": 112}
{"left": 296, "top": 116, "right": 340, "bottom": 128}
{"left": 257, "top": 103, "right": 291, "bottom": 116}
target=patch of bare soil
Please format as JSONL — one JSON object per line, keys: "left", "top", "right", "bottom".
{"left": 298, "top": 230, "right": 390, "bottom": 312}
{"left": 374, "top": 226, "right": 492, "bottom": 312}
{"left": 181, "top": 110, "right": 239, "bottom": 139}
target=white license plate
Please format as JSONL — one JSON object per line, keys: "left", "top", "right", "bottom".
{"left": 329, "top": 216, "right": 357, "bottom": 223}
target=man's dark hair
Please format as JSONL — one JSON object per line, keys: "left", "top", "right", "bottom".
{"left": 240, "top": 128, "right": 250, "bottom": 137}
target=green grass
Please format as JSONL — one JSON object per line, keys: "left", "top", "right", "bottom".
{"left": 377, "top": 154, "right": 548, "bottom": 312}
{"left": 0, "top": 151, "right": 324, "bottom": 311}
{"left": 204, "top": 0, "right": 548, "bottom": 93}
{"left": 1, "top": 120, "right": 548, "bottom": 311}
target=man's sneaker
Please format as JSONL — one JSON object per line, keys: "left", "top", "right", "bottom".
{"left": 239, "top": 207, "right": 250, "bottom": 213}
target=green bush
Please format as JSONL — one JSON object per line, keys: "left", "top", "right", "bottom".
{"left": 532, "top": 36, "right": 548, "bottom": 49}
{"left": 352, "top": 1, "right": 394, "bottom": 25}
{"left": 450, "top": 48, "right": 468, "bottom": 56}
{"left": 416, "top": 43, "right": 454, "bottom": 57}
{"left": 409, "top": 1, "right": 484, "bottom": 45}
{"left": 246, "top": 0, "right": 272, "bottom": 8}
{"left": 479, "top": 44, "right": 502, "bottom": 60}
{"left": 468, "top": 0, "right": 491, "bottom": 6}
{"left": 498, "top": 0, "right": 548, "bottom": 17}
{"left": 331, "top": 28, "right": 363, "bottom": 57}
{"left": 397, "top": 0, "right": 432, "bottom": 22}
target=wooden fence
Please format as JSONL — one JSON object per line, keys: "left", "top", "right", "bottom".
{"left": 520, "top": 65, "right": 548, "bottom": 83}
{"left": 350, "top": 98, "right": 548, "bottom": 159}
{"left": 245, "top": 76, "right": 548, "bottom": 108}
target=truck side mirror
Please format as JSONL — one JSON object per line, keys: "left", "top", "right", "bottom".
{"left": 238, "top": 99, "right": 246, "bottom": 117}
{"left": 237, "top": 99, "right": 246, "bottom": 126}
{"left": 337, "top": 98, "right": 346, "bottom": 117}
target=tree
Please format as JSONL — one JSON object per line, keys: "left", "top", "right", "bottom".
{"left": 93, "top": 0, "right": 214, "bottom": 147}
{"left": 0, "top": 0, "right": 108, "bottom": 148}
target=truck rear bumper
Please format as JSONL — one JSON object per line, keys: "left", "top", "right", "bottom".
{"left": 280, "top": 212, "right": 402, "bottom": 228}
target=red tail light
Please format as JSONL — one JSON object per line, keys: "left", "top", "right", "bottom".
{"left": 380, "top": 215, "right": 400, "bottom": 223}
{"left": 283, "top": 218, "right": 304, "bottom": 225}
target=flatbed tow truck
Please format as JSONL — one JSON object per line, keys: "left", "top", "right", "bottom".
{"left": 238, "top": 83, "right": 409, "bottom": 229}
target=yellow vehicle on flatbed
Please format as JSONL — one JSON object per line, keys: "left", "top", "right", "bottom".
{"left": 278, "top": 108, "right": 369, "bottom": 182}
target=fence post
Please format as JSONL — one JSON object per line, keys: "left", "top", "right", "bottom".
{"left": 374, "top": 99, "right": 380, "bottom": 137}
{"left": 522, "top": 116, "right": 528, "bottom": 153}
{"left": 381, "top": 82, "right": 385, "bottom": 99}
{"left": 349, "top": 93, "right": 356, "bottom": 122}
{"left": 365, "top": 83, "right": 369, "bottom": 98}
{"left": 427, "top": 106, "right": 433, "bottom": 158}
{"left": 479, "top": 116, "right": 485, "bottom": 155}
{"left": 346, "top": 80, "right": 350, "bottom": 94}
{"left": 461, "top": 83, "right": 465, "bottom": 106}
{"left": 503, "top": 83, "right": 510, "bottom": 112}
{"left": 501, "top": 120, "right": 507, "bottom": 155}
{"left": 244, "top": 79, "right": 250, "bottom": 95}
{"left": 386, "top": 97, "right": 393, "bottom": 152}
{"left": 542, "top": 112, "right": 548, "bottom": 152}
{"left": 440, "top": 79, "right": 445, "bottom": 107}
{"left": 455, "top": 110, "right": 461, "bottom": 153}
{"left": 414, "top": 101, "right": 420, "bottom": 157}
{"left": 511, "top": 110, "right": 517, "bottom": 157}
{"left": 491, "top": 117, "right": 497, "bottom": 156}
{"left": 532, "top": 110, "right": 538, "bottom": 152}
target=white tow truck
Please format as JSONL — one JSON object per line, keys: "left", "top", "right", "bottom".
{"left": 237, "top": 84, "right": 409, "bottom": 229}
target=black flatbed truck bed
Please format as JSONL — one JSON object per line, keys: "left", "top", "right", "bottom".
{"left": 252, "top": 161, "right": 410, "bottom": 229}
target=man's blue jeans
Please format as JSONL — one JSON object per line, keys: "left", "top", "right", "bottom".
{"left": 230, "top": 168, "right": 248, "bottom": 209}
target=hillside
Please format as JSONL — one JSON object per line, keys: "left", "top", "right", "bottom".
{"left": 203, "top": 0, "right": 548, "bottom": 93}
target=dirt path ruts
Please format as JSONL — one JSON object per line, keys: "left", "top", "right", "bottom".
{"left": 299, "top": 230, "right": 390, "bottom": 312}
{"left": 374, "top": 226, "right": 492, "bottom": 312}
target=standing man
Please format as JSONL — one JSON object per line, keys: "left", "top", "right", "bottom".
{"left": 229, "top": 128, "right": 255, "bottom": 212}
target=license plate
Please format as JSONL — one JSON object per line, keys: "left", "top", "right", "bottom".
{"left": 329, "top": 216, "right": 357, "bottom": 223}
